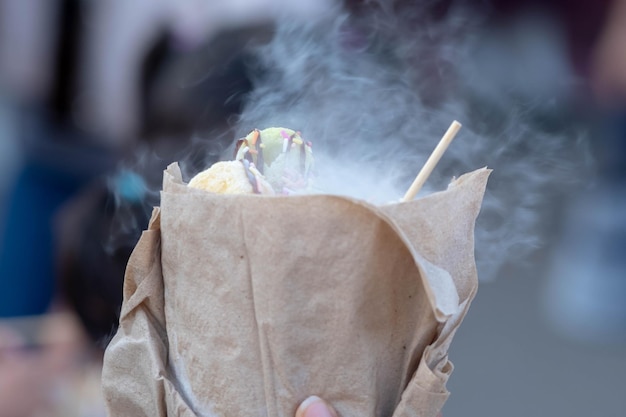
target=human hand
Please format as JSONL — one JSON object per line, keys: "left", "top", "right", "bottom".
{"left": 296, "top": 396, "right": 338, "bottom": 417}
{"left": 295, "top": 396, "right": 443, "bottom": 417}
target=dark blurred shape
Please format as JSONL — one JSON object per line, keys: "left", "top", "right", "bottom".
{"left": 344, "top": 0, "right": 611, "bottom": 78}
{"left": 140, "top": 24, "right": 274, "bottom": 142}
{"left": 58, "top": 22, "right": 275, "bottom": 343}
{"left": 488, "top": 0, "right": 611, "bottom": 81}
{"left": 56, "top": 180, "right": 148, "bottom": 346}
{"left": 0, "top": 163, "right": 77, "bottom": 317}
{"left": 48, "top": 0, "right": 80, "bottom": 123}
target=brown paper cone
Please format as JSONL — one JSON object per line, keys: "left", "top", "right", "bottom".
{"left": 102, "top": 163, "right": 490, "bottom": 417}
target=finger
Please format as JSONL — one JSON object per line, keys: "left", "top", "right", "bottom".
{"left": 295, "top": 396, "right": 339, "bottom": 417}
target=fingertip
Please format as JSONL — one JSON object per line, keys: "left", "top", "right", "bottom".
{"left": 296, "top": 396, "right": 336, "bottom": 417}
{"left": 296, "top": 396, "right": 322, "bottom": 417}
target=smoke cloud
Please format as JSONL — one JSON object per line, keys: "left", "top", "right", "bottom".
{"left": 109, "top": 1, "right": 593, "bottom": 281}
{"left": 225, "top": 1, "right": 592, "bottom": 280}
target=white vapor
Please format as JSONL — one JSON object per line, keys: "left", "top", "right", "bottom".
{"left": 230, "top": 1, "right": 592, "bottom": 280}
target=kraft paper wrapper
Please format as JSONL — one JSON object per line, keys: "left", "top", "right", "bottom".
{"left": 102, "top": 163, "right": 490, "bottom": 417}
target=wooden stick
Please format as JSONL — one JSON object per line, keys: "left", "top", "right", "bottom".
{"left": 401, "top": 120, "right": 462, "bottom": 202}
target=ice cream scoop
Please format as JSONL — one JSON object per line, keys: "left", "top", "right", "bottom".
{"left": 188, "top": 160, "right": 274, "bottom": 195}
{"left": 235, "top": 127, "right": 314, "bottom": 193}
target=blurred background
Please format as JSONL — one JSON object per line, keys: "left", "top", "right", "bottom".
{"left": 0, "top": 0, "right": 625, "bottom": 416}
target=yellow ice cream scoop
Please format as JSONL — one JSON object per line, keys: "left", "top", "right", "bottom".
{"left": 188, "top": 160, "right": 274, "bottom": 195}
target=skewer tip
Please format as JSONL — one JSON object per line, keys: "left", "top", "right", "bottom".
{"left": 401, "top": 120, "right": 462, "bottom": 202}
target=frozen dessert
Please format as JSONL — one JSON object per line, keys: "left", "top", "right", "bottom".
{"left": 188, "top": 160, "right": 274, "bottom": 195}
{"left": 235, "top": 127, "right": 314, "bottom": 194}
{"left": 189, "top": 127, "right": 314, "bottom": 195}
